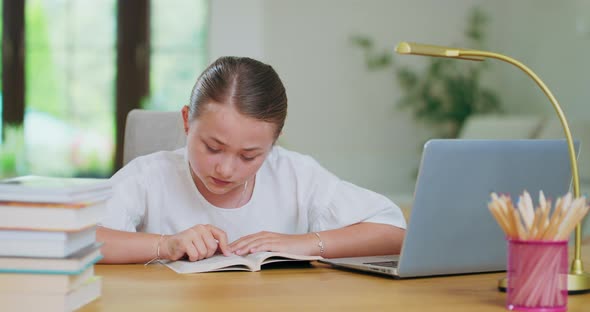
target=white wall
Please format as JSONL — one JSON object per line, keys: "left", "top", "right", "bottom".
{"left": 209, "top": 0, "right": 265, "bottom": 60}
{"left": 484, "top": 1, "right": 590, "bottom": 117}
{"left": 209, "top": 0, "right": 590, "bottom": 201}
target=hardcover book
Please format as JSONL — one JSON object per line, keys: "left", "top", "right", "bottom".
{"left": 0, "top": 243, "right": 103, "bottom": 275}
{"left": 0, "top": 266, "right": 94, "bottom": 294}
{"left": 0, "top": 276, "right": 101, "bottom": 311}
{"left": 0, "top": 201, "right": 106, "bottom": 231}
{"left": 0, "top": 226, "right": 97, "bottom": 258}
{"left": 0, "top": 175, "right": 112, "bottom": 203}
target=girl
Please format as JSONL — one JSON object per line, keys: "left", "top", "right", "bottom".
{"left": 97, "top": 56, "right": 406, "bottom": 264}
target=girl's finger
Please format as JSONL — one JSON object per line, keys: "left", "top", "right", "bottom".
{"left": 230, "top": 231, "right": 272, "bottom": 251}
{"left": 201, "top": 231, "right": 219, "bottom": 258}
{"left": 230, "top": 235, "right": 261, "bottom": 252}
{"left": 209, "top": 226, "right": 231, "bottom": 256}
{"left": 184, "top": 240, "right": 200, "bottom": 262}
{"left": 192, "top": 237, "right": 209, "bottom": 260}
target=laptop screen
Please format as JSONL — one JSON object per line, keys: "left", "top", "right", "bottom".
{"left": 397, "top": 139, "right": 578, "bottom": 277}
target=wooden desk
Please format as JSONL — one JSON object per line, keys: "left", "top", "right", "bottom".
{"left": 82, "top": 253, "right": 590, "bottom": 311}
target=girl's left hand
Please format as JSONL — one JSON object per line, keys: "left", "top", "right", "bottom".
{"left": 229, "top": 231, "right": 318, "bottom": 256}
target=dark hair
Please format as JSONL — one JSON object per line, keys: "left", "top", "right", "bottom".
{"left": 188, "top": 56, "right": 288, "bottom": 138}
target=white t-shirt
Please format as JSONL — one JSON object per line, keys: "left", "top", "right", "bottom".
{"left": 100, "top": 146, "right": 406, "bottom": 243}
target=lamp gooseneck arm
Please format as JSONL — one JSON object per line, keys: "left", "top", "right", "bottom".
{"left": 396, "top": 41, "right": 590, "bottom": 291}
{"left": 458, "top": 49, "right": 583, "bottom": 274}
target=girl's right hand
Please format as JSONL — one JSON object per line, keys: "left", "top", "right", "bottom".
{"left": 161, "top": 224, "right": 231, "bottom": 261}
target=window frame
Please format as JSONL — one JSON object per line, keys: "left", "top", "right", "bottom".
{"left": 1, "top": 0, "right": 151, "bottom": 171}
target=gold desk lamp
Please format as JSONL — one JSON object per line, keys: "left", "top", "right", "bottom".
{"left": 395, "top": 41, "right": 590, "bottom": 293}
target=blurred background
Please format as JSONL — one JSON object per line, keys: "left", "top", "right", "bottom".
{"left": 1, "top": 0, "right": 590, "bottom": 205}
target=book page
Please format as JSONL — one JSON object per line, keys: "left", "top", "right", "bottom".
{"left": 164, "top": 253, "right": 323, "bottom": 274}
{"left": 246, "top": 252, "right": 323, "bottom": 267}
{"left": 164, "top": 254, "right": 254, "bottom": 274}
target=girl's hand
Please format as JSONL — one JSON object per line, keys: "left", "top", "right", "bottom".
{"left": 161, "top": 224, "right": 231, "bottom": 261}
{"left": 229, "top": 231, "right": 318, "bottom": 256}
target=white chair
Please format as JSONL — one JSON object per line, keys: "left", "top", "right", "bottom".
{"left": 123, "top": 109, "right": 186, "bottom": 166}
{"left": 459, "top": 115, "right": 546, "bottom": 139}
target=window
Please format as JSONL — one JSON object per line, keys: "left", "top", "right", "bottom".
{"left": 0, "top": 0, "right": 3, "bottom": 140}
{"left": 1, "top": 0, "right": 209, "bottom": 178}
{"left": 25, "top": 0, "right": 116, "bottom": 177}
{"left": 147, "top": 0, "right": 209, "bottom": 111}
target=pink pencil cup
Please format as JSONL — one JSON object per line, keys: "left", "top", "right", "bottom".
{"left": 506, "top": 239, "right": 568, "bottom": 312}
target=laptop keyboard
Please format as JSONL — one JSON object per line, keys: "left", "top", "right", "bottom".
{"left": 364, "top": 260, "right": 398, "bottom": 268}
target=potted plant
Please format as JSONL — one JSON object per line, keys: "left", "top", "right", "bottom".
{"left": 351, "top": 7, "right": 503, "bottom": 138}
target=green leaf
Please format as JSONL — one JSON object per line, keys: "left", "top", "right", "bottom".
{"left": 350, "top": 35, "right": 373, "bottom": 48}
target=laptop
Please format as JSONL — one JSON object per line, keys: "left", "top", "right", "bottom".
{"left": 321, "top": 139, "right": 579, "bottom": 278}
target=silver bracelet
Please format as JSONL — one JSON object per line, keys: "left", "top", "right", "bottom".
{"left": 145, "top": 234, "right": 165, "bottom": 266}
{"left": 314, "top": 232, "right": 325, "bottom": 256}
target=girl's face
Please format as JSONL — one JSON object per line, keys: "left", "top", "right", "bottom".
{"left": 182, "top": 103, "right": 276, "bottom": 197}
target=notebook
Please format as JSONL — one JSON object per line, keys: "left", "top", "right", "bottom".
{"left": 321, "top": 139, "right": 579, "bottom": 278}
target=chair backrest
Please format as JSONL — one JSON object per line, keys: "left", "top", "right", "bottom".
{"left": 459, "top": 115, "right": 546, "bottom": 139}
{"left": 123, "top": 109, "right": 186, "bottom": 166}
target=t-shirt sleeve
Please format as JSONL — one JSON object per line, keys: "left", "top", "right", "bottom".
{"left": 98, "top": 161, "right": 147, "bottom": 232}
{"left": 298, "top": 155, "right": 407, "bottom": 232}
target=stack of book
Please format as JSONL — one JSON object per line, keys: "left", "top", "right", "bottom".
{"left": 0, "top": 175, "right": 111, "bottom": 311}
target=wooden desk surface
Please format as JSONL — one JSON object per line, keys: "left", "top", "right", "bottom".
{"left": 82, "top": 249, "right": 590, "bottom": 312}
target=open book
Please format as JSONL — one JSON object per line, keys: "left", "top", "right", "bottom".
{"left": 164, "top": 252, "right": 323, "bottom": 273}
